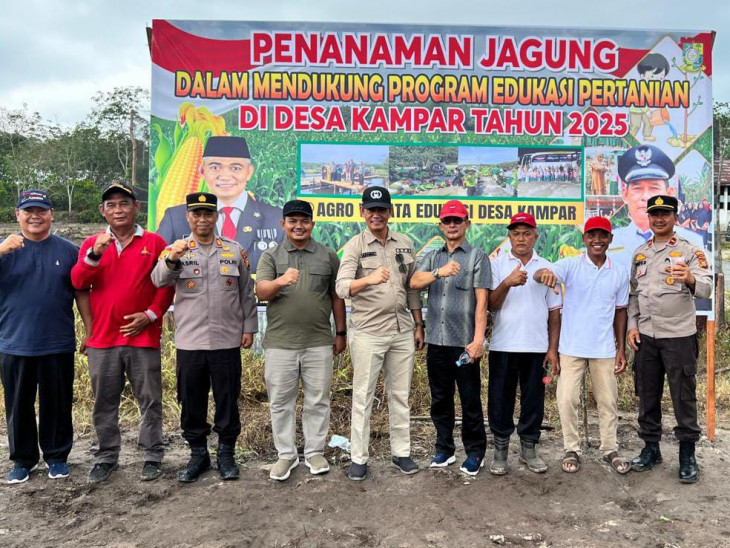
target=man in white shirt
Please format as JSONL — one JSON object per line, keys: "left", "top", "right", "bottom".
{"left": 487, "top": 212, "right": 561, "bottom": 475}
{"left": 534, "top": 216, "right": 631, "bottom": 475}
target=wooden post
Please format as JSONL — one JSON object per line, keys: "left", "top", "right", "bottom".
{"left": 707, "top": 319, "right": 716, "bottom": 441}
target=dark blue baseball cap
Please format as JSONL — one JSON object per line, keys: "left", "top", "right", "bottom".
{"left": 17, "top": 189, "right": 52, "bottom": 210}
{"left": 618, "top": 144, "right": 675, "bottom": 184}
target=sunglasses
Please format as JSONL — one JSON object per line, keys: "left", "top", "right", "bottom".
{"left": 395, "top": 253, "right": 407, "bottom": 274}
{"left": 441, "top": 217, "right": 465, "bottom": 225}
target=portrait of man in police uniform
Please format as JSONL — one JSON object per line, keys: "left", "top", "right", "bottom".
{"left": 157, "top": 136, "right": 283, "bottom": 274}
{"left": 609, "top": 144, "right": 704, "bottom": 270}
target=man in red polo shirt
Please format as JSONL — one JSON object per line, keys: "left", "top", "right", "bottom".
{"left": 71, "top": 182, "right": 174, "bottom": 484}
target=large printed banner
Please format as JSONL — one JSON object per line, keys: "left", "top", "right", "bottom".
{"left": 150, "top": 20, "right": 715, "bottom": 313}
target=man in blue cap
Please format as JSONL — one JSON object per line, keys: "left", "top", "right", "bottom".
{"left": 157, "top": 136, "right": 283, "bottom": 274}
{"left": 609, "top": 144, "right": 703, "bottom": 271}
{"left": 1, "top": 190, "right": 90, "bottom": 483}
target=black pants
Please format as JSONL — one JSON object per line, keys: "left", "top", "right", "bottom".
{"left": 0, "top": 353, "right": 74, "bottom": 467}
{"left": 176, "top": 348, "right": 242, "bottom": 447}
{"left": 634, "top": 334, "right": 701, "bottom": 443}
{"left": 487, "top": 351, "right": 545, "bottom": 442}
{"left": 426, "top": 345, "right": 486, "bottom": 457}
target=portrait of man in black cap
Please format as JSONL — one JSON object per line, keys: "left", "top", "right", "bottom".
{"left": 609, "top": 144, "right": 703, "bottom": 270}
{"left": 157, "top": 136, "right": 284, "bottom": 274}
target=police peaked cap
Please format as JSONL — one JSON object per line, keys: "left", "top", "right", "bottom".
{"left": 618, "top": 144, "right": 675, "bottom": 184}
{"left": 203, "top": 136, "right": 251, "bottom": 159}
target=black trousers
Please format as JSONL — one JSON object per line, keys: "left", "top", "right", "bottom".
{"left": 487, "top": 351, "right": 545, "bottom": 442}
{"left": 176, "top": 348, "right": 242, "bottom": 447}
{"left": 634, "top": 334, "right": 701, "bottom": 443}
{"left": 0, "top": 353, "right": 74, "bottom": 467}
{"left": 426, "top": 345, "right": 486, "bottom": 457}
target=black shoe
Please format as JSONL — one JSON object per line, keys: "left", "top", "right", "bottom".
{"left": 178, "top": 446, "right": 211, "bottom": 483}
{"left": 391, "top": 456, "right": 419, "bottom": 475}
{"left": 141, "top": 461, "right": 162, "bottom": 482}
{"left": 631, "top": 442, "right": 662, "bottom": 472}
{"left": 88, "top": 462, "right": 118, "bottom": 484}
{"left": 217, "top": 443, "right": 240, "bottom": 481}
{"left": 347, "top": 462, "right": 368, "bottom": 481}
{"left": 679, "top": 441, "right": 699, "bottom": 484}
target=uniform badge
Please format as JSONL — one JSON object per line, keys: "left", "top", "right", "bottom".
{"left": 695, "top": 250, "right": 708, "bottom": 269}
{"left": 243, "top": 226, "right": 253, "bottom": 233}
{"left": 635, "top": 147, "right": 652, "bottom": 167}
{"left": 221, "top": 253, "right": 234, "bottom": 258}
{"left": 634, "top": 254, "right": 646, "bottom": 261}
{"left": 215, "top": 238, "right": 223, "bottom": 247}
{"left": 241, "top": 249, "right": 250, "bottom": 269}
{"left": 222, "top": 266, "right": 229, "bottom": 274}
{"left": 188, "top": 240, "right": 197, "bottom": 249}
{"left": 669, "top": 251, "right": 682, "bottom": 257}
{"left": 668, "top": 237, "right": 678, "bottom": 246}
{"left": 253, "top": 212, "right": 261, "bottom": 218}
{"left": 193, "top": 268, "right": 200, "bottom": 275}
{"left": 655, "top": 196, "right": 664, "bottom": 206}
{"left": 187, "top": 280, "right": 196, "bottom": 289}
{"left": 665, "top": 276, "right": 676, "bottom": 286}
{"left": 223, "top": 246, "right": 230, "bottom": 251}
{"left": 140, "top": 246, "right": 151, "bottom": 255}
{"left": 55, "top": 259, "right": 60, "bottom": 266}
{"left": 268, "top": 241, "right": 277, "bottom": 248}
{"left": 225, "top": 278, "right": 234, "bottom": 287}
{"left": 257, "top": 241, "right": 268, "bottom": 251}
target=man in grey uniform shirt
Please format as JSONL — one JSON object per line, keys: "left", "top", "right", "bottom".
{"left": 152, "top": 192, "right": 257, "bottom": 483}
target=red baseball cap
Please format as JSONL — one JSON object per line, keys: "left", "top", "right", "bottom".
{"left": 584, "top": 216, "right": 612, "bottom": 233}
{"left": 439, "top": 200, "right": 469, "bottom": 220}
{"left": 507, "top": 212, "right": 537, "bottom": 229}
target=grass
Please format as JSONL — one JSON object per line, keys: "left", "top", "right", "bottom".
{"left": 1, "top": 312, "right": 727, "bottom": 460}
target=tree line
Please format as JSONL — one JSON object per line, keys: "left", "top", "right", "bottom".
{"left": 0, "top": 86, "right": 149, "bottom": 223}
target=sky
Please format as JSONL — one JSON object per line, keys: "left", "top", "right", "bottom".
{"left": 0, "top": 0, "right": 727, "bottom": 126}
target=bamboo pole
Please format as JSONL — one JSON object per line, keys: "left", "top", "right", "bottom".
{"left": 707, "top": 319, "right": 716, "bottom": 441}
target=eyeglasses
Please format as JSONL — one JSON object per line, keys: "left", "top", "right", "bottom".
{"left": 441, "top": 217, "right": 465, "bottom": 225}
{"left": 395, "top": 253, "right": 407, "bottom": 274}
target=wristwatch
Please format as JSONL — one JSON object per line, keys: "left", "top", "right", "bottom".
{"left": 86, "top": 248, "right": 102, "bottom": 261}
{"left": 415, "top": 321, "right": 425, "bottom": 328}
{"left": 336, "top": 331, "right": 347, "bottom": 337}
{"left": 165, "top": 257, "right": 182, "bottom": 267}
{"left": 431, "top": 268, "right": 441, "bottom": 280}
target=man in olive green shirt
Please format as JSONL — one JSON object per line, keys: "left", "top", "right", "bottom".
{"left": 256, "top": 200, "right": 346, "bottom": 481}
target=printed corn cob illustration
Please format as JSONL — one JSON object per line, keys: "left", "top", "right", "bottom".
{"left": 152, "top": 102, "right": 228, "bottom": 227}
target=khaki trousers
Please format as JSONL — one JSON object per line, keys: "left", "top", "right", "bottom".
{"left": 556, "top": 354, "right": 618, "bottom": 456}
{"left": 264, "top": 346, "right": 333, "bottom": 460}
{"left": 349, "top": 329, "right": 415, "bottom": 464}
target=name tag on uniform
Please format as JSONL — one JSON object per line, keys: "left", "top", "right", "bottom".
{"left": 361, "top": 252, "right": 377, "bottom": 258}
{"left": 396, "top": 248, "right": 413, "bottom": 254}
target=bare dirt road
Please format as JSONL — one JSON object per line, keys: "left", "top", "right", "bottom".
{"left": 1, "top": 419, "right": 728, "bottom": 548}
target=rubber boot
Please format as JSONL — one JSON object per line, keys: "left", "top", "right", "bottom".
{"left": 489, "top": 436, "right": 509, "bottom": 476}
{"left": 178, "top": 446, "right": 211, "bottom": 483}
{"left": 678, "top": 441, "right": 699, "bottom": 484}
{"left": 631, "top": 441, "right": 662, "bottom": 472}
{"left": 518, "top": 438, "right": 547, "bottom": 473}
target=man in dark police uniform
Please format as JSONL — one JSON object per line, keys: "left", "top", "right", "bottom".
{"left": 157, "top": 136, "right": 283, "bottom": 274}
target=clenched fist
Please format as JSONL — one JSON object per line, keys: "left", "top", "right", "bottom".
{"left": 168, "top": 239, "right": 190, "bottom": 261}
{"left": 439, "top": 260, "right": 461, "bottom": 278}
{"left": 278, "top": 268, "right": 300, "bottom": 286}
{"left": 368, "top": 267, "right": 390, "bottom": 285}
{"left": 0, "top": 234, "right": 24, "bottom": 256}
{"left": 505, "top": 264, "right": 528, "bottom": 287}
{"left": 93, "top": 233, "right": 114, "bottom": 256}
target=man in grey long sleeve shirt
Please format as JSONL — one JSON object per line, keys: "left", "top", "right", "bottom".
{"left": 152, "top": 192, "right": 257, "bottom": 483}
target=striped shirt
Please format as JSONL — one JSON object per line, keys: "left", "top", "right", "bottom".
{"left": 416, "top": 241, "right": 491, "bottom": 347}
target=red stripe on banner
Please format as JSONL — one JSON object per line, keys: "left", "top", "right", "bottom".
{"left": 610, "top": 47, "right": 650, "bottom": 78}
{"left": 151, "top": 20, "right": 255, "bottom": 75}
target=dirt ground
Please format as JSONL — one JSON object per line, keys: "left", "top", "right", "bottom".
{"left": 1, "top": 416, "right": 729, "bottom": 548}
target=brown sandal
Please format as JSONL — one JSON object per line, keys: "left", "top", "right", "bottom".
{"left": 603, "top": 451, "right": 631, "bottom": 474}
{"left": 561, "top": 451, "right": 580, "bottom": 473}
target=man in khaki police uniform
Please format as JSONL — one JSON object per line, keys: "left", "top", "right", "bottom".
{"left": 628, "top": 194, "right": 713, "bottom": 484}
{"left": 152, "top": 192, "right": 257, "bottom": 483}
{"left": 335, "top": 186, "right": 425, "bottom": 481}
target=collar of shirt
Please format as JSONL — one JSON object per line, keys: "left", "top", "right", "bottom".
{"left": 106, "top": 224, "right": 144, "bottom": 253}
{"left": 438, "top": 240, "right": 473, "bottom": 255}
{"left": 648, "top": 232, "right": 678, "bottom": 250}
{"left": 364, "top": 228, "right": 396, "bottom": 245}
{"left": 581, "top": 252, "right": 612, "bottom": 270}
{"left": 216, "top": 192, "right": 249, "bottom": 230}
{"left": 506, "top": 249, "right": 541, "bottom": 265}
{"left": 282, "top": 238, "right": 316, "bottom": 253}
